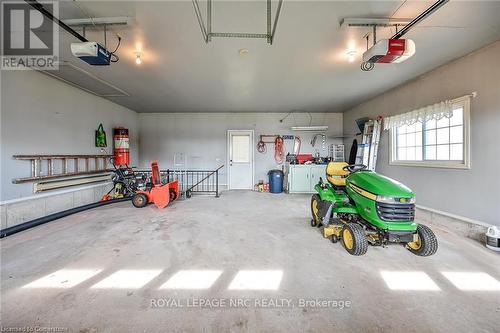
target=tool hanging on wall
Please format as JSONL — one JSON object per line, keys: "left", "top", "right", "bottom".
{"left": 95, "top": 124, "right": 107, "bottom": 147}
{"left": 257, "top": 137, "right": 267, "bottom": 153}
{"left": 257, "top": 135, "right": 280, "bottom": 154}
{"left": 257, "top": 134, "right": 298, "bottom": 162}
{"left": 293, "top": 136, "right": 301, "bottom": 155}
{"left": 310, "top": 133, "right": 326, "bottom": 148}
{"left": 274, "top": 136, "right": 285, "bottom": 164}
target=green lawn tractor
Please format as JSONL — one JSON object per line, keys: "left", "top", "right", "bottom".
{"left": 310, "top": 162, "right": 438, "bottom": 256}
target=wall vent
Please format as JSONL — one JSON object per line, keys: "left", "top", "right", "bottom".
{"left": 38, "top": 61, "right": 129, "bottom": 97}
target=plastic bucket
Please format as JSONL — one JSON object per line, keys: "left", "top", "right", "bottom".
{"left": 268, "top": 170, "right": 284, "bottom": 194}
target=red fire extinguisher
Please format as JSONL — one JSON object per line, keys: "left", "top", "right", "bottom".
{"left": 113, "top": 127, "right": 130, "bottom": 166}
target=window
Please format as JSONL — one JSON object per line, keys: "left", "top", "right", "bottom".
{"left": 390, "top": 96, "right": 470, "bottom": 169}
{"left": 231, "top": 135, "right": 250, "bottom": 163}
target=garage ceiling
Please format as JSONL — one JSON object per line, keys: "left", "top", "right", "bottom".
{"left": 57, "top": 1, "right": 500, "bottom": 113}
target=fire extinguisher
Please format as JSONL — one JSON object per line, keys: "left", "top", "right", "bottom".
{"left": 113, "top": 127, "right": 130, "bottom": 166}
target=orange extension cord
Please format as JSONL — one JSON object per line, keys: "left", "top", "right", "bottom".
{"left": 274, "top": 136, "right": 285, "bottom": 164}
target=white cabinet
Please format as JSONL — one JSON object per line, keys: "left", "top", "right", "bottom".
{"left": 310, "top": 165, "right": 327, "bottom": 187}
{"left": 287, "top": 164, "right": 327, "bottom": 193}
{"left": 289, "top": 166, "right": 311, "bottom": 193}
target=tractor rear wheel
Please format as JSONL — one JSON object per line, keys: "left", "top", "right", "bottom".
{"left": 341, "top": 223, "right": 368, "bottom": 256}
{"left": 132, "top": 193, "right": 148, "bottom": 208}
{"left": 407, "top": 224, "right": 438, "bottom": 256}
{"left": 310, "top": 194, "right": 323, "bottom": 227}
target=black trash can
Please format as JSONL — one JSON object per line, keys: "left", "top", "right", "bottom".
{"left": 268, "top": 170, "right": 284, "bottom": 193}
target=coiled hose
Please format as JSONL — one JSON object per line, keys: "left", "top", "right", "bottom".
{"left": 257, "top": 138, "right": 267, "bottom": 153}
{"left": 274, "top": 136, "right": 285, "bottom": 164}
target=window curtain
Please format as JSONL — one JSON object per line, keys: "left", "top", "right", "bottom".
{"left": 383, "top": 100, "right": 454, "bottom": 131}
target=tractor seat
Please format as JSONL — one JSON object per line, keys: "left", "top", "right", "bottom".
{"left": 326, "top": 162, "right": 350, "bottom": 187}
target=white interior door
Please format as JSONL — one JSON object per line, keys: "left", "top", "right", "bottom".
{"left": 228, "top": 130, "right": 254, "bottom": 189}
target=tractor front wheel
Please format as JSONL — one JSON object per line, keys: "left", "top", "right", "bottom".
{"left": 341, "top": 223, "right": 368, "bottom": 256}
{"left": 407, "top": 224, "right": 438, "bottom": 256}
{"left": 132, "top": 193, "right": 149, "bottom": 208}
{"left": 310, "top": 194, "right": 324, "bottom": 227}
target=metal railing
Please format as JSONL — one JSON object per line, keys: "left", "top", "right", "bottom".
{"left": 136, "top": 165, "right": 223, "bottom": 198}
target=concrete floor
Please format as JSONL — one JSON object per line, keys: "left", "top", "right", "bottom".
{"left": 1, "top": 191, "right": 499, "bottom": 333}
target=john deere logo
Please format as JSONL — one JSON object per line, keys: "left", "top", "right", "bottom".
{"left": 1, "top": 1, "right": 59, "bottom": 70}
{"left": 349, "top": 184, "right": 377, "bottom": 200}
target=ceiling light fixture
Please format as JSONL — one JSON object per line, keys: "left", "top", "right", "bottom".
{"left": 135, "top": 53, "right": 142, "bottom": 65}
{"left": 239, "top": 48, "right": 249, "bottom": 55}
{"left": 291, "top": 126, "right": 329, "bottom": 132}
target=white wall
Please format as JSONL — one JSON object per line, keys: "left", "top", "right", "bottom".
{"left": 0, "top": 70, "right": 138, "bottom": 201}
{"left": 343, "top": 41, "right": 500, "bottom": 226}
{"left": 138, "top": 113, "right": 343, "bottom": 186}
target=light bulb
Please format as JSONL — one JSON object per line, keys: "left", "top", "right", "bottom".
{"left": 135, "top": 55, "right": 142, "bottom": 65}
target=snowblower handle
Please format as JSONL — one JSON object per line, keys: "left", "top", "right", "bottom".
{"left": 151, "top": 161, "right": 162, "bottom": 186}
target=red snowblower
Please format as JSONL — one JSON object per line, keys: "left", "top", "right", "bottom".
{"left": 132, "top": 161, "right": 179, "bottom": 209}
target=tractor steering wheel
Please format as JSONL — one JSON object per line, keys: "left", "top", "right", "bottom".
{"left": 343, "top": 164, "right": 368, "bottom": 173}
